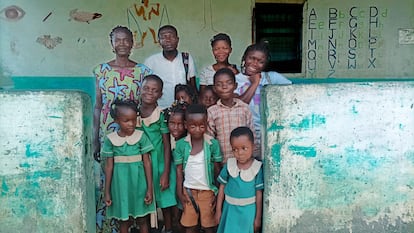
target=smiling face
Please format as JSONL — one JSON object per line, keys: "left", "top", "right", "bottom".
{"left": 168, "top": 112, "right": 186, "bottom": 140}
{"left": 141, "top": 79, "right": 163, "bottom": 105}
{"left": 212, "top": 40, "right": 232, "bottom": 63}
{"left": 243, "top": 50, "right": 267, "bottom": 76}
{"left": 230, "top": 135, "right": 254, "bottom": 165}
{"left": 115, "top": 107, "right": 137, "bottom": 136}
{"left": 111, "top": 31, "right": 133, "bottom": 57}
{"left": 158, "top": 28, "right": 179, "bottom": 52}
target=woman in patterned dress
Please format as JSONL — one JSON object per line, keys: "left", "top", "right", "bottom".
{"left": 93, "top": 26, "right": 153, "bottom": 233}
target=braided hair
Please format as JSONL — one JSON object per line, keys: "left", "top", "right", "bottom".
{"left": 109, "top": 98, "right": 139, "bottom": 120}
{"left": 164, "top": 100, "right": 188, "bottom": 123}
{"left": 241, "top": 41, "right": 271, "bottom": 72}
{"left": 109, "top": 25, "right": 133, "bottom": 44}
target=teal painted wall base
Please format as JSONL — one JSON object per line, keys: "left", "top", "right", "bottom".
{"left": 262, "top": 81, "right": 414, "bottom": 232}
{"left": 0, "top": 91, "right": 95, "bottom": 232}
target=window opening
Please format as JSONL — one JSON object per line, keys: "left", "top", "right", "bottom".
{"left": 254, "top": 3, "right": 303, "bottom": 73}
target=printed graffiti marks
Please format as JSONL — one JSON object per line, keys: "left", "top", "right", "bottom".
{"left": 348, "top": 7, "right": 358, "bottom": 69}
{"left": 368, "top": 6, "right": 378, "bottom": 69}
{"left": 127, "top": 0, "right": 169, "bottom": 48}
{"left": 327, "top": 8, "right": 337, "bottom": 77}
{"left": 307, "top": 8, "right": 317, "bottom": 77}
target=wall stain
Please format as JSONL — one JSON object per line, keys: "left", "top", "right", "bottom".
{"left": 290, "top": 114, "right": 326, "bottom": 130}
{"left": 268, "top": 121, "right": 284, "bottom": 131}
{"left": 289, "top": 145, "right": 317, "bottom": 158}
{"left": 25, "top": 144, "right": 40, "bottom": 158}
{"left": 1, "top": 178, "right": 9, "bottom": 196}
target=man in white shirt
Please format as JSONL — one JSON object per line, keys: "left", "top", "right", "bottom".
{"left": 144, "top": 25, "right": 197, "bottom": 109}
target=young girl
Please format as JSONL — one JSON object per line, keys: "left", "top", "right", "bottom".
{"left": 198, "top": 85, "right": 218, "bottom": 108}
{"left": 175, "top": 84, "right": 197, "bottom": 105}
{"left": 102, "top": 99, "right": 155, "bottom": 233}
{"left": 235, "top": 42, "right": 292, "bottom": 159}
{"left": 199, "top": 33, "right": 239, "bottom": 92}
{"left": 137, "top": 75, "right": 177, "bottom": 233}
{"left": 164, "top": 100, "right": 188, "bottom": 233}
{"left": 215, "top": 127, "right": 264, "bottom": 233}
{"left": 93, "top": 26, "right": 152, "bottom": 233}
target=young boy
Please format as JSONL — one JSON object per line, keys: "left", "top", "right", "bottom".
{"left": 207, "top": 68, "right": 255, "bottom": 163}
{"left": 173, "top": 104, "right": 222, "bottom": 233}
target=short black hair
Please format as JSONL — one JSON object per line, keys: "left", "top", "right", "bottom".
{"left": 199, "top": 85, "right": 216, "bottom": 97}
{"left": 158, "top": 25, "right": 178, "bottom": 38}
{"left": 230, "top": 126, "right": 254, "bottom": 143}
{"left": 185, "top": 104, "right": 207, "bottom": 119}
{"left": 109, "top": 26, "right": 133, "bottom": 44}
{"left": 210, "top": 33, "right": 232, "bottom": 47}
{"left": 143, "top": 74, "right": 164, "bottom": 89}
{"left": 109, "top": 98, "right": 138, "bottom": 119}
{"left": 213, "top": 67, "right": 236, "bottom": 84}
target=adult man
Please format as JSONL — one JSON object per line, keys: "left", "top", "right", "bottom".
{"left": 145, "top": 25, "right": 197, "bottom": 109}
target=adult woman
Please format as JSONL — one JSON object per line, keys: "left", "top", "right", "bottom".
{"left": 93, "top": 26, "right": 152, "bottom": 233}
{"left": 199, "top": 33, "right": 239, "bottom": 92}
{"left": 235, "top": 42, "right": 292, "bottom": 160}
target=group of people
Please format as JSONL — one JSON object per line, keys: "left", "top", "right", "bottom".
{"left": 93, "top": 24, "right": 292, "bottom": 233}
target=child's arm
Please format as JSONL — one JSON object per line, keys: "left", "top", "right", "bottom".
{"left": 206, "top": 108, "right": 216, "bottom": 137}
{"left": 213, "top": 161, "right": 221, "bottom": 187}
{"left": 104, "top": 157, "right": 114, "bottom": 206}
{"left": 93, "top": 78, "right": 102, "bottom": 159}
{"left": 143, "top": 152, "right": 153, "bottom": 204}
{"left": 254, "top": 189, "right": 263, "bottom": 233}
{"left": 160, "top": 133, "right": 171, "bottom": 191}
{"left": 237, "top": 73, "right": 261, "bottom": 104}
{"left": 215, "top": 184, "right": 225, "bottom": 225}
{"left": 176, "top": 164, "right": 190, "bottom": 207}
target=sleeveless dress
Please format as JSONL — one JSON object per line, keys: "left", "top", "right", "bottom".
{"left": 93, "top": 63, "right": 152, "bottom": 233}
{"left": 137, "top": 107, "right": 177, "bottom": 208}
{"left": 217, "top": 158, "right": 264, "bottom": 233}
{"left": 101, "top": 130, "right": 156, "bottom": 220}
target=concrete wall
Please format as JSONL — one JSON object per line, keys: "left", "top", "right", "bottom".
{"left": 261, "top": 81, "right": 414, "bottom": 232}
{"left": 1, "top": 0, "right": 414, "bottom": 82}
{"left": 0, "top": 0, "right": 251, "bottom": 78}
{"left": 0, "top": 91, "right": 94, "bottom": 233}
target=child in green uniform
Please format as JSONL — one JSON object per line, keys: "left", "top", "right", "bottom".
{"left": 137, "top": 75, "right": 177, "bottom": 233}
{"left": 102, "top": 99, "right": 155, "bottom": 233}
{"left": 215, "top": 127, "right": 264, "bottom": 233}
{"left": 164, "top": 100, "right": 188, "bottom": 233}
{"left": 173, "top": 104, "right": 223, "bottom": 233}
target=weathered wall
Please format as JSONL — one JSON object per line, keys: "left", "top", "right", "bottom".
{"left": 0, "top": 91, "right": 94, "bottom": 233}
{"left": 262, "top": 82, "right": 414, "bottom": 232}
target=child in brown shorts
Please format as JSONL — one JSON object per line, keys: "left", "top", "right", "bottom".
{"left": 173, "top": 104, "right": 223, "bottom": 233}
